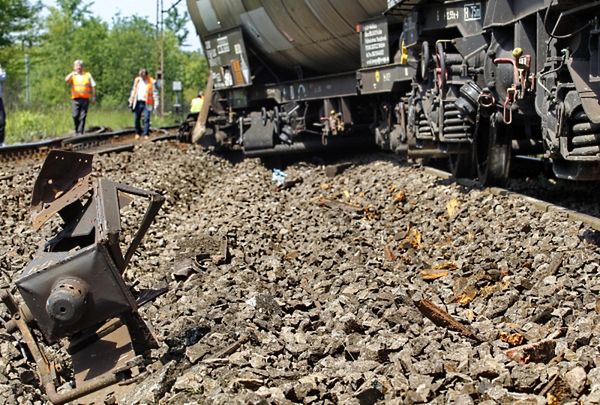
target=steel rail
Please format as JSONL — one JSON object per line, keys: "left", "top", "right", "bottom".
{"left": 423, "top": 166, "right": 600, "bottom": 231}
{"left": 0, "top": 125, "right": 180, "bottom": 163}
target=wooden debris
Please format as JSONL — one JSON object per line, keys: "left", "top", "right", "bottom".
{"left": 422, "top": 261, "right": 458, "bottom": 280}
{"left": 317, "top": 197, "right": 362, "bottom": 214}
{"left": 393, "top": 190, "right": 406, "bottom": 204}
{"left": 499, "top": 331, "right": 525, "bottom": 347}
{"left": 432, "top": 261, "right": 458, "bottom": 271}
{"left": 400, "top": 227, "right": 422, "bottom": 250}
{"left": 539, "top": 374, "right": 559, "bottom": 397}
{"left": 446, "top": 198, "right": 459, "bottom": 218}
{"left": 455, "top": 285, "right": 478, "bottom": 306}
{"left": 414, "top": 299, "right": 484, "bottom": 342}
{"left": 284, "top": 250, "right": 299, "bottom": 261}
{"left": 421, "top": 269, "right": 449, "bottom": 280}
{"left": 217, "top": 334, "right": 249, "bottom": 358}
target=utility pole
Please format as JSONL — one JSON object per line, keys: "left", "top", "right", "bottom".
{"left": 25, "top": 53, "right": 30, "bottom": 105}
{"left": 22, "top": 39, "right": 30, "bottom": 105}
{"left": 159, "top": 0, "right": 165, "bottom": 117}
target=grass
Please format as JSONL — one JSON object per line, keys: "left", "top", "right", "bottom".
{"left": 5, "top": 106, "right": 182, "bottom": 144}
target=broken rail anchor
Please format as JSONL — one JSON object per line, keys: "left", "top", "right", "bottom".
{"left": 0, "top": 150, "right": 166, "bottom": 404}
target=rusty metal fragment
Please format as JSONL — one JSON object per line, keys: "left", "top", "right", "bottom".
{"left": 505, "top": 338, "right": 557, "bottom": 364}
{"left": 414, "top": 299, "right": 484, "bottom": 343}
{"left": 172, "top": 234, "right": 230, "bottom": 280}
{"left": 30, "top": 150, "right": 93, "bottom": 231}
{"left": 0, "top": 151, "right": 165, "bottom": 404}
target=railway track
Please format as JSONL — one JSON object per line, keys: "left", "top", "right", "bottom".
{"left": 2, "top": 124, "right": 598, "bottom": 235}
{"left": 1, "top": 141, "right": 599, "bottom": 403}
{"left": 0, "top": 125, "right": 180, "bottom": 163}
{"left": 423, "top": 166, "right": 600, "bottom": 231}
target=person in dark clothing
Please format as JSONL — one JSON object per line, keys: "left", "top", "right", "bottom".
{"left": 0, "top": 64, "right": 6, "bottom": 146}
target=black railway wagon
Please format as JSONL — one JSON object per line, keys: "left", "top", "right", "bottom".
{"left": 187, "top": 0, "right": 600, "bottom": 184}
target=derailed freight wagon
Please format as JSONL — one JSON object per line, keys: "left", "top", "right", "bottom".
{"left": 185, "top": 0, "right": 415, "bottom": 155}
{"left": 186, "top": 0, "right": 600, "bottom": 184}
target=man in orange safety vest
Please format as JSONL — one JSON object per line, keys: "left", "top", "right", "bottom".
{"left": 128, "top": 68, "right": 159, "bottom": 136}
{"left": 65, "top": 60, "right": 96, "bottom": 135}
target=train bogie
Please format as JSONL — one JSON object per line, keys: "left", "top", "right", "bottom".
{"left": 186, "top": 0, "right": 600, "bottom": 183}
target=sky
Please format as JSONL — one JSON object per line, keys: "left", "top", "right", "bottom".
{"left": 41, "top": 0, "right": 202, "bottom": 51}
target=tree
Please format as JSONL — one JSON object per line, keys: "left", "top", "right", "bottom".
{"left": 100, "top": 16, "right": 158, "bottom": 107}
{"left": 164, "top": 7, "right": 189, "bottom": 47}
{"left": 55, "top": 0, "right": 92, "bottom": 25}
{"left": 28, "top": 0, "right": 107, "bottom": 105}
{"left": 7, "top": 2, "right": 207, "bottom": 112}
{"left": 0, "top": 0, "right": 38, "bottom": 47}
{"left": 181, "top": 51, "right": 208, "bottom": 103}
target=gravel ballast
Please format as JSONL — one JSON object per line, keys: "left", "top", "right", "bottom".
{"left": 0, "top": 142, "right": 599, "bottom": 404}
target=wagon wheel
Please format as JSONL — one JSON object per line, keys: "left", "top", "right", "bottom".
{"left": 449, "top": 147, "right": 475, "bottom": 179}
{"left": 475, "top": 113, "right": 511, "bottom": 186}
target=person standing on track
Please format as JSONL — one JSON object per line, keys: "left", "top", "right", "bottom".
{"left": 65, "top": 60, "right": 96, "bottom": 135}
{"left": 128, "top": 69, "right": 159, "bottom": 137}
{"left": 0, "top": 64, "right": 6, "bottom": 146}
{"left": 189, "top": 90, "right": 204, "bottom": 113}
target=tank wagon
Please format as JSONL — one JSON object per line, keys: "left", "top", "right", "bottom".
{"left": 187, "top": 0, "right": 600, "bottom": 184}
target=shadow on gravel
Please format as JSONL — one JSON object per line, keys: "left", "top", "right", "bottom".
{"left": 579, "top": 229, "right": 600, "bottom": 247}
{"left": 212, "top": 144, "right": 600, "bottom": 220}
{"left": 254, "top": 146, "right": 386, "bottom": 170}
{"left": 508, "top": 177, "right": 600, "bottom": 218}
{"left": 209, "top": 149, "right": 246, "bottom": 166}
{"left": 162, "top": 324, "right": 211, "bottom": 363}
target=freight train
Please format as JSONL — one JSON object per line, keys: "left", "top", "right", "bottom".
{"left": 186, "top": 0, "right": 600, "bottom": 184}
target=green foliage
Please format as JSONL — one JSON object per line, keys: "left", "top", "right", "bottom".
{"left": 54, "top": 0, "right": 92, "bottom": 23}
{"left": 0, "top": 0, "right": 38, "bottom": 47}
{"left": 182, "top": 51, "right": 209, "bottom": 102}
{"left": 165, "top": 7, "right": 189, "bottom": 47}
{"left": 6, "top": 107, "right": 180, "bottom": 143}
{"left": 100, "top": 16, "right": 158, "bottom": 107}
{"left": 1, "top": 2, "right": 210, "bottom": 142}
